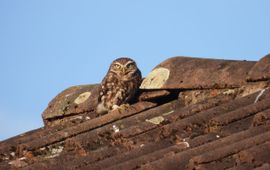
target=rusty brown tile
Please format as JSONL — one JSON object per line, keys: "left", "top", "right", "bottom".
{"left": 1, "top": 56, "right": 270, "bottom": 170}
{"left": 140, "top": 125, "right": 268, "bottom": 170}
{"left": 140, "top": 57, "right": 255, "bottom": 90}
{"left": 21, "top": 101, "right": 156, "bottom": 152}
{"left": 20, "top": 100, "right": 178, "bottom": 169}
{"left": 247, "top": 53, "right": 270, "bottom": 82}
{"left": 252, "top": 109, "right": 270, "bottom": 127}
{"left": 253, "top": 163, "right": 270, "bottom": 170}
{"left": 209, "top": 98, "right": 270, "bottom": 127}
{"left": 188, "top": 131, "right": 270, "bottom": 169}
{"left": 138, "top": 90, "right": 170, "bottom": 101}
{"left": 42, "top": 84, "right": 100, "bottom": 126}
{"left": 234, "top": 141, "right": 270, "bottom": 168}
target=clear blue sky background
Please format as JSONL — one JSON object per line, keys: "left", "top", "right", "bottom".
{"left": 0, "top": 0, "right": 270, "bottom": 140}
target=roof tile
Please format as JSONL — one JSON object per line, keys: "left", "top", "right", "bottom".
{"left": 1, "top": 55, "right": 270, "bottom": 170}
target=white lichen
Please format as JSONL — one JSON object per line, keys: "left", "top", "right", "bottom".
{"left": 45, "top": 146, "right": 64, "bottom": 159}
{"left": 19, "top": 157, "right": 26, "bottom": 161}
{"left": 112, "top": 125, "right": 120, "bottom": 133}
{"left": 65, "top": 93, "right": 73, "bottom": 97}
{"left": 40, "top": 147, "right": 46, "bottom": 151}
{"left": 70, "top": 116, "right": 83, "bottom": 120}
{"left": 146, "top": 116, "right": 165, "bottom": 125}
{"left": 64, "top": 132, "right": 68, "bottom": 137}
{"left": 74, "top": 92, "right": 91, "bottom": 104}
{"left": 140, "top": 67, "right": 170, "bottom": 89}
{"left": 254, "top": 88, "right": 269, "bottom": 103}
{"left": 162, "top": 110, "right": 174, "bottom": 116}
{"left": 223, "top": 89, "right": 235, "bottom": 95}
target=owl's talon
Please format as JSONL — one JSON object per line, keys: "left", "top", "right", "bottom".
{"left": 111, "top": 104, "right": 130, "bottom": 113}
{"left": 118, "top": 104, "right": 130, "bottom": 113}
{"left": 120, "top": 104, "right": 130, "bottom": 109}
{"left": 112, "top": 105, "right": 120, "bottom": 110}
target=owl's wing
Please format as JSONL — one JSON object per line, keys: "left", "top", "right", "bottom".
{"left": 123, "top": 71, "right": 142, "bottom": 103}
{"left": 98, "top": 72, "right": 114, "bottom": 102}
{"left": 98, "top": 78, "right": 107, "bottom": 102}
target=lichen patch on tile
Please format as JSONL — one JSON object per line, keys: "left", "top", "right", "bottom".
{"left": 146, "top": 116, "right": 165, "bottom": 125}
{"left": 74, "top": 92, "right": 91, "bottom": 104}
{"left": 162, "top": 110, "right": 174, "bottom": 116}
{"left": 140, "top": 67, "right": 170, "bottom": 89}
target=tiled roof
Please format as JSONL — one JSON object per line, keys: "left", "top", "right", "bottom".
{"left": 1, "top": 55, "right": 270, "bottom": 170}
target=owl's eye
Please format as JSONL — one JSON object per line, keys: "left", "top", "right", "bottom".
{"left": 126, "top": 63, "right": 135, "bottom": 69}
{"left": 113, "top": 64, "right": 121, "bottom": 70}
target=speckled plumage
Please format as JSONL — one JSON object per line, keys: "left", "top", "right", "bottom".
{"left": 96, "top": 57, "right": 142, "bottom": 114}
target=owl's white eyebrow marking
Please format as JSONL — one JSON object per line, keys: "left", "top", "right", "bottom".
{"left": 124, "top": 61, "right": 135, "bottom": 66}
{"left": 114, "top": 62, "right": 124, "bottom": 66}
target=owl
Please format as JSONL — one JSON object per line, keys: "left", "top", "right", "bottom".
{"left": 96, "top": 57, "right": 142, "bottom": 114}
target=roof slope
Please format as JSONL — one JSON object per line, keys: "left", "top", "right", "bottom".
{"left": 1, "top": 55, "right": 270, "bottom": 170}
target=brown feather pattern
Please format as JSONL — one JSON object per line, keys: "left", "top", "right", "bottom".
{"left": 96, "top": 57, "right": 142, "bottom": 114}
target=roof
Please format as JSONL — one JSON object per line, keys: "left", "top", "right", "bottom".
{"left": 1, "top": 54, "right": 270, "bottom": 170}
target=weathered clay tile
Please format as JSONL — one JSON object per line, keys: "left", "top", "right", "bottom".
{"left": 1, "top": 56, "right": 270, "bottom": 170}
{"left": 42, "top": 84, "right": 100, "bottom": 126}
{"left": 247, "top": 53, "right": 270, "bottom": 81}
{"left": 140, "top": 57, "right": 255, "bottom": 90}
{"left": 234, "top": 141, "right": 270, "bottom": 168}
{"left": 188, "top": 131, "right": 270, "bottom": 169}
{"left": 138, "top": 90, "right": 170, "bottom": 101}
{"left": 141, "top": 126, "right": 269, "bottom": 170}
{"left": 20, "top": 101, "right": 156, "bottom": 152}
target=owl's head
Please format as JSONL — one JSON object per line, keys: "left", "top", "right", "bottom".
{"left": 109, "top": 57, "right": 139, "bottom": 78}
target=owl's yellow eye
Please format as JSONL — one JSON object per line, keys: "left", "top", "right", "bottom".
{"left": 126, "top": 63, "right": 135, "bottom": 69}
{"left": 113, "top": 64, "right": 121, "bottom": 70}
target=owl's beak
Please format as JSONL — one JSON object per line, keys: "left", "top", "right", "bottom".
{"left": 122, "top": 67, "right": 126, "bottom": 74}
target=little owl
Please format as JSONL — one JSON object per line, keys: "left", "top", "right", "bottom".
{"left": 96, "top": 57, "right": 142, "bottom": 114}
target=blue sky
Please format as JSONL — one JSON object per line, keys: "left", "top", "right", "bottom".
{"left": 0, "top": 0, "right": 269, "bottom": 140}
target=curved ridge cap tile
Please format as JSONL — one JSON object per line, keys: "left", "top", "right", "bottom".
{"left": 140, "top": 56, "right": 255, "bottom": 90}
{"left": 42, "top": 84, "right": 100, "bottom": 122}
{"left": 247, "top": 53, "right": 270, "bottom": 82}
